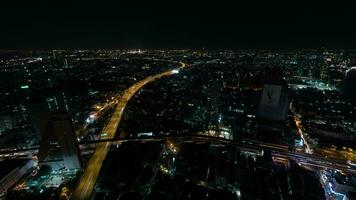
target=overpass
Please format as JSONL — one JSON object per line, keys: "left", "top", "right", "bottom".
{"left": 70, "top": 61, "right": 187, "bottom": 200}
{"left": 82, "top": 134, "right": 356, "bottom": 175}
{"left": 2, "top": 134, "right": 355, "bottom": 175}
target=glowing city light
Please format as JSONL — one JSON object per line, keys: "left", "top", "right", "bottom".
{"left": 171, "top": 69, "right": 179, "bottom": 74}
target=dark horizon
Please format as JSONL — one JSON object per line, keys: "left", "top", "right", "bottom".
{"left": 2, "top": 1, "right": 356, "bottom": 49}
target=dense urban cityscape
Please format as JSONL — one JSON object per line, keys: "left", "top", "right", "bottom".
{"left": 0, "top": 49, "right": 354, "bottom": 200}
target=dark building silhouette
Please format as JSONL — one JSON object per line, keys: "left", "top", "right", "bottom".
{"left": 258, "top": 84, "right": 288, "bottom": 121}
{"left": 258, "top": 68, "right": 289, "bottom": 135}
{"left": 26, "top": 86, "right": 80, "bottom": 170}
{"left": 37, "top": 111, "right": 81, "bottom": 170}
{"left": 28, "top": 87, "right": 69, "bottom": 140}
{"left": 207, "top": 71, "right": 223, "bottom": 135}
{"left": 207, "top": 79, "right": 222, "bottom": 130}
{"left": 343, "top": 67, "right": 356, "bottom": 105}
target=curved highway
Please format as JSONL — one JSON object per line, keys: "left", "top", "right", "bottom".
{"left": 71, "top": 61, "right": 187, "bottom": 200}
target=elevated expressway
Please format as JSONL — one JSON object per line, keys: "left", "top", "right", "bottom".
{"left": 71, "top": 61, "right": 187, "bottom": 200}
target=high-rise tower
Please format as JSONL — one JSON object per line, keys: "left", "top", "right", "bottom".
{"left": 37, "top": 111, "right": 81, "bottom": 170}
{"left": 257, "top": 68, "right": 289, "bottom": 135}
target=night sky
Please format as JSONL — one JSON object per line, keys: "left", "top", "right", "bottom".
{"left": 1, "top": 1, "right": 356, "bottom": 49}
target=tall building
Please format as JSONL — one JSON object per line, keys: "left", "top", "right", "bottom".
{"left": 343, "top": 67, "right": 356, "bottom": 105}
{"left": 258, "top": 84, "right": 288, "bottom": 121}
{"left": 37, "top": 111, "right": 81, "bottom": 170}
{"left": 207, "top": 79, "right": 221, "bottom": 131}
{"left": 257, "top": 68, "right": 289, "bottom": 135}
{"left": 27, "top": 87, "right": 69, "bottom": 140}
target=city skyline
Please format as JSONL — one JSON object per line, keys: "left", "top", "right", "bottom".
{"left": 0, "top": 49, "right": 355, "bottom": 200}
{"left": 0, "top": 2, "right": 356, "bottom": 200}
